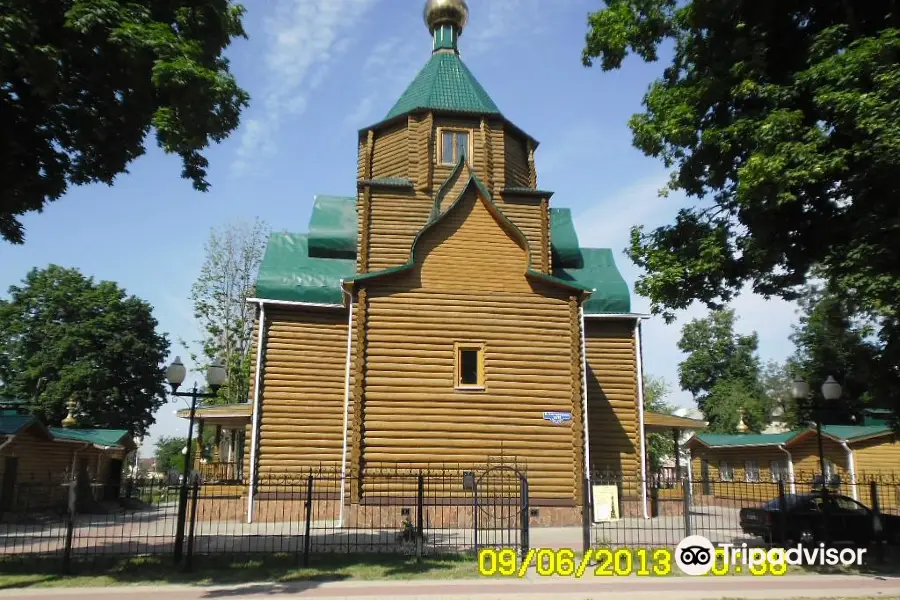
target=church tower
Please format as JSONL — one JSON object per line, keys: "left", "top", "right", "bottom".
{"left": 356, "top": 0, "right": 550, "bottom": 275}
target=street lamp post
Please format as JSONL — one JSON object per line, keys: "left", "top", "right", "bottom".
{"left": 166, "top": 356, "right": 226, "bottom": 565}
{"left": 791, "top": 375, "right": 843, "bottom": 485}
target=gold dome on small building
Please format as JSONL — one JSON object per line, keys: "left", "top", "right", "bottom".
{"left": 424, "top": 0, "right": 469, "bottom": 34}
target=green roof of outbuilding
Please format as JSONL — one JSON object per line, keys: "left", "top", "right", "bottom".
{"left": 554, "top": 249, "right": 631, "bottom": 314}
{"left": 820, "top": 425, "right": 893, "bottom": 442}
{"left": 255, "top": 233, "right": 355, "bottom": 305}
{"left": 308, "top": 195, "right": 358, "bottom": 259}
{"left": 386, "top": 52, "right": 501, "bottom": 120}
{"left": 692, "top": 432, "right": 802, "bottom": 448}
{"left": 0, "top": 414, "right": 38, "bottom": 436}
{"left": 48, "top": 427, "right": 130, "bottom": 448}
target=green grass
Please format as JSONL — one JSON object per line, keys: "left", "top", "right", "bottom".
{"left": 0, "top": 553, "right": 479, "bottom": 590}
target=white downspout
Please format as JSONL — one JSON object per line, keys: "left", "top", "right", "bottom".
{"left": 0, "top": 435, "right": 16, "bottom": 454}
{"left": 778, "top": 444, "right": 796, "bottom": 495}
{"left": 579, "top": 306, "right": 591, "bottom": 487}
{"left": 840, "top": 441, "right": 858, "bottom": 500}
{"left": 634, "top": 320, "right": 648, "bottom": 519}
{"left": 246, "top": 302, "right": 266, "bottom": 524}
{"left": 339, "top": 285, "right": 355, "bottom": 526}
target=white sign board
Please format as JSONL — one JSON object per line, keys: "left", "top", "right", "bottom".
{"left": 592, "top": 485, "right": 620, "bottom": 523}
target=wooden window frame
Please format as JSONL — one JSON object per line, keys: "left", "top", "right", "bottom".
{"left": 454, "top": 342, "right": 485, "bottom": 391}
{"left": 770, "top": 460, "right": 785, "bottom": 482}
{"left": 437, "top": 128, "right": 473, "bottom": 166}
{"left": 744, "top": 459, "right": 760, "bottom": 483}
{"left": 718, "top": 460, "right": 733, "bottom": 482}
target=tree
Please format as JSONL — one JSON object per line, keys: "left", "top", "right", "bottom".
{"left": 581, "top": 1, "right": 900, "bottom": 416}
{"left": 789, "top": 285, "right": 883, "bottom": 424}
{"left": 644, "top": 374, "right": 675, "bottom": 473}
{"left": 677, "top": 309, "right": 769, "bottom": 432}
{"left": 154, "top": 436, "right": 188, "bottom": 475}
{"left": 187, "top": 219, "right": 269, "bottom": 406}
{"left": 0, "top": 265, "right": 169, "bottom": 436}
{"left": 1, "top": 1, "right": 250, "bottom": 244}
{"left": 759, "top": 360, "right": 798, "bottom": 430}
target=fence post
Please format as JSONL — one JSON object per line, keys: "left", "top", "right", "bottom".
{"left": 302, "top": 474, "right": 313, "bottom": 567}
{"left": 520, "top": 475, "right": 530, "bottom": 557}
{"left": 416, "top": 473, "right": 424, "bottom": 563}
{"left": 871, "top": 481, "right": 885, "bottom": 564}
{"left": 582, "top": 476, "right": 592, "bottom": 554}
{"left": 682, "top": 477, "right": 692, "bottom": 538}
{"left": 473, "top": 479, "right": 479, "bottom": 552}
{"left": 650, "top": 485, "right": 659, "bottom": 518}
{"left": 184, "top": 476, "right": 200, "bottom": 572}
{"left": 777, "top": 480, "right": 787, "bottom": 547}
{"left": 62, "top": 478, "right": 76, "bottom": 575}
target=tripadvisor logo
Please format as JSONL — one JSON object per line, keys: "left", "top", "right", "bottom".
{"left": 674, "top": 535, "right": 867, "bottom": 576}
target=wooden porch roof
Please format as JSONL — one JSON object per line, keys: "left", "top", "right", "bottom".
{"left": 644, "top": 411, "right": 708, "bottom": 432}
{"left": 177, "top": 403, "right": 252, "bottom": 424}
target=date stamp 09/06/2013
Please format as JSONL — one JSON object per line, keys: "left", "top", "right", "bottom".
{"left": 477, "top": 535, "right": 868, "bottom": 578}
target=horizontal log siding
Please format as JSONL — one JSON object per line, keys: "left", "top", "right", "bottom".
{"left": 494, "top": 194, "right": 544, "bottom": 257}
{"left": 788, "top": 435, "right": 850, "bottom": 476}
{"left": 257, "top": 307, "right": 350, "bottom": 477}
{"left": 688, "top": 446, "right": 789, "bottom": 501}
{"left": 371, "top": 122, "right": 408, "bottom": 179}
{"left": 585, "top": 320, "right": 639, "bottom": 488}
{"left": 490, "top": 123, "right": 505, "bottom": 195}
{"left": 852, "top": 436, "right": 900, "bottom": 474}
{"left": 367, "top": 189, "right": 432, "bottom": 270}
{"left": 504, "top": 131, "right": 530, "bottom": 188}
{"left": 359, "top": 184, "right": 578, "bottom": 501}
{"left": 244, "top": 313, "right": 260, "bottom": 482}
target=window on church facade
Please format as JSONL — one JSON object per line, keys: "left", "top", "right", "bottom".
{"left": 455, "top": 343, "right": 484, "bottom": 389}
{"left": 440, "top": 129, "right": 470, "bottom": 165}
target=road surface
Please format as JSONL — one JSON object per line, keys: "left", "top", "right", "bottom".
{"left": 3, "top": 574, "right": 900, "bottom": 600}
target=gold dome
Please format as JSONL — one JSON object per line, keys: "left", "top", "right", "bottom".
{"left": 424, "top": 0, "right": 469, "bottom": 34}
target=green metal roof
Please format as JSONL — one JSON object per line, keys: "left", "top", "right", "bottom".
{"left": 692, "top": 432, "right": 802, "bottom": 448}
{"left": 48, "top": 427, "right": 130, "bottom": 448}
{"left": 550, "top": 208, "right": 582, "bottom": 269}
{"left": 255, "top": 233, "right": 355, "bottom": 305}
{"left": 820, "top": 425, "right": 893, "bottom": 442}
{"left": 308, "top": 195, "right": 357, "bottom": 259}
{"left": 386, "top": 52, "right": 501, "bottom": 120}
{"left": 554, "top": 249, "right": 631, "bottom": 314}
{"left": 0, "top": 414, "right": 38, "bottom": 436}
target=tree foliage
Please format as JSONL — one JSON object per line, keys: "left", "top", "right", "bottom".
{"left": 677, "top": 309, "right": 770, "bottom": 433}
{"left": 0, "top": 0, "right": 250, "bottom": 244}
{"left": 154, "top": 436, "right": 188, "bottom": 475}
{"left": 789, "top": 284, "right": 885, "bottom": 424}
{"left": 643, "top": 374, "right": 675, "bottom": 473}
{"left": 582, "top": 1, "right": 900, "bottom": 416}
{"left": 759, "top": 359, "right": 797, "bottom": 429}
{"left": 0, "top": 265, "right": 169, "bottom": 436}
{"left": 186, "top": 218, "right": 269, "bottom": 406}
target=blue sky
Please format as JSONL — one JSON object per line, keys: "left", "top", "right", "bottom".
{"left": 0, "top": 0, "right": 801, "bottom": 455}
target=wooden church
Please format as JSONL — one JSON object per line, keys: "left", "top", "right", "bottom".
{"left": 185, "top": 0, "right": 701, "bottom": 524}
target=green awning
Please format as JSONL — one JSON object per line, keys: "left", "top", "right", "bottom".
{"left": 48, "top": 427, "right": 131, "bottom": 448}
{"left": 255, "top": 233, "right": 355, "bottom": 305}
{"left": 308, "top": 195, "right": 358, "bottom": 259}
{"left": 691, "top": 432, "right": 802, "bottom": 448}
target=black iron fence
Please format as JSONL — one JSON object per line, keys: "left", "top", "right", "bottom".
{"left": 0, "top": 465, "right": 528, "bottom": 571}
{"left": 584, "top": 470, "right": 900, "bottom": 554}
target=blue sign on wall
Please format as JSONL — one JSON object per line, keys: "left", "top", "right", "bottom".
{"left": 543, "top": 411, "right": 573, "bottom": 425}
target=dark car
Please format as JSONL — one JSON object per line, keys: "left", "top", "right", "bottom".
{"left": 739, "top": 492, "right": 900, "bottom": 546}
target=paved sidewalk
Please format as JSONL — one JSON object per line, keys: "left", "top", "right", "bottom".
{"left": 4, "top": 574, "right": 900, "bottom": 600}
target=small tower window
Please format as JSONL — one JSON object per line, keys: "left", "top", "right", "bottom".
{"left": 440, "top": 129, "right": 470, "bottom": 165}
{"left": 454, "top": 342, "right": 484, "bottom": 390}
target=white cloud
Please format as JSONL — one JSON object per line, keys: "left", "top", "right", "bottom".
{"left": 574, "top": 173, "right": 800, "bottom": 410}
{"left": 232, "top": 0, "right": 379, "bottom": 175}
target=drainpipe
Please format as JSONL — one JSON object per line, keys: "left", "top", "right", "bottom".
{"left": 0, "top": 435, "right": 16, "bottom": 454}
{"left": 778, "top": 444, "right": 796, "bottom": 495}
{"left": 579, "top": 306, "right": 591, "bottom": 488}
{"left": 246, "top": 302, "right": 266, "bottom": 524}
{"left": 339, "top": 284, "right": 355, "bottom": 526}
{"left": 840, "top": 441, "right": 858, "bottom": 500}
{"left": 634, "top": 320, "right": 648, "bottom": 519}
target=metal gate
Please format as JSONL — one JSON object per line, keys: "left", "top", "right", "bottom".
{"left": 473, "top": 465, "right": 528, "bottom": 555}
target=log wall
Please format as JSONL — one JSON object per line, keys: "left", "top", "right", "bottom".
{"left": 584, "top": 319, "right": 639, "bottom": 488}
{"left": 357, "top": 185, "right": 581, "bottom": 502}
{"left": 504, "top": 130, "right": 530, "bottom": 188}
{"left": 371, "top": 122, "right": 409, "bottom": 179}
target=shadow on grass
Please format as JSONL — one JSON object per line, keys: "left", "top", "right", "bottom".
{"left": 0, "top": 552, "right": 478, "bottom": 592}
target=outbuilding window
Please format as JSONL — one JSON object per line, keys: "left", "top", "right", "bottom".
{"left": 440, "top": 129, "right": 471, "bottom": 165}
{"left": 455, "top": 343, "right": 484, "bottom": 390}
{"left": 745, "top": 460, "right": 760, "bottom": 482}
{"left": 718, "top": 461, "right": 733, "bottom": 482}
